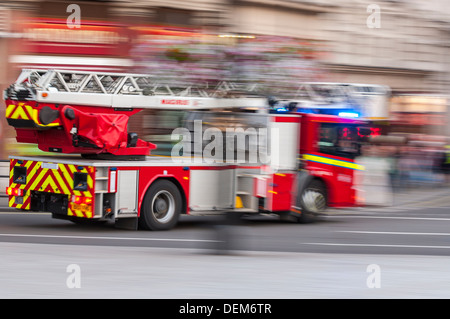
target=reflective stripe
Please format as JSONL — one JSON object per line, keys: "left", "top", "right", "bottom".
{"left": 303, "top": 154, "right": 364, "bottom": 171}
{"left": 6, "top": 103, "right": 33, "bottom": 120}
{"left": 6, "top": 103, "right": 60, "bottom": 127}
{"left": 9, "top": 160, "right": 95, "bottom": 218}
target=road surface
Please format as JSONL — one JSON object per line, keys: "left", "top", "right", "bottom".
{"left": 1, "top": 193, "right": 450, "bottom": 299}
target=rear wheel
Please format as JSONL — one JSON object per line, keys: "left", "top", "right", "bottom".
{"left": 139, "top": 180, "right": 182, "bottom": 230}
{"left": 298, "top": 179, "right": 327, "bottom": 223}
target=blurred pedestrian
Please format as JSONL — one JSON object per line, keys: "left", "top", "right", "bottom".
{"left": 356, "top": 144, "right": 393, "bottom": 206}
{"left": 441, "top": 145, "right": 450, "bottom": 185}
{"left": 398, "top": 145, "right": 414, "bottom": 190}
{"left": 389, "top": 146, "right": 401, "bottom": 192}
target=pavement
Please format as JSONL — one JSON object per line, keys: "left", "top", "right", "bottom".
{"left": 392, "top": 186, "right": 450, "bottom": 207}
{"left": 1, "top": 184, "right": 449, "bottom": 299}
{"left": 324, "top": 183, "right": 450, "bottom": 215}
{"left": 2, "top": 242, "right": 450, "bottom": 299}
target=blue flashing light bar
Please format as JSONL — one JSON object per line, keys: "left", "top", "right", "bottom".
{"left": 338, "top": 112, "right": 359, "bottom": 118}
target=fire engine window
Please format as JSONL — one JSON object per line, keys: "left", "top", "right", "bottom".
{"left": 318, "top": 123, "right": 361, "bottom": 159}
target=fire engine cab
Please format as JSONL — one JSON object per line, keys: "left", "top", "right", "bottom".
{"left": 5, "top": 69, "right": 372, "bottom": 230}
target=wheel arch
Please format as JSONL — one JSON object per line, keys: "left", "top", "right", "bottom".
{"left": 139, "top": 176, "right": 187, "bottom": 217}
{"left": 295, "top": 171, "right": 330, "bottom": 207}
{"left": 309, "top": 176, "right": 328, "bottom": 205}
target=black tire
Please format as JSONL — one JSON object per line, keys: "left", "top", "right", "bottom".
{"left": 138, "top": 179, "right": 182, "bottom": 230}
{"left": 298, "top": 179, "right": 327, "bottom": 223}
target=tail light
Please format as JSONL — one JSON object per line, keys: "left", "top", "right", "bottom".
{"left": 6, "top": 187, "right": 24, "bottom": 196}
{"left": 70, "top": 195, "right": 92, "bottom": 205}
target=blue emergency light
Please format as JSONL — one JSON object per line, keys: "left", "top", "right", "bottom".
{"left": 338, "top": 111, "right": 359, "bottom": 118}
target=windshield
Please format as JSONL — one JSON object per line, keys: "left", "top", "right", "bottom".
{"left": 318, "top": 123, "right": 367, "bottom": 159}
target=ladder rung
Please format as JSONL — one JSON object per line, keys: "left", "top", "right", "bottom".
{"left": 11, "top": 69, "right": 269, "bottom": 110}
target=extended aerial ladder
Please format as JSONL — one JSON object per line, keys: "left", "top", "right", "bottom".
{"left": 5, "top": 69, "right": 267, "bottom": 159}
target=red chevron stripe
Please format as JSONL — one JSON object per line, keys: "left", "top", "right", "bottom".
{"left": 25, "top": 161, "right": 39, "bottom": 184}
{"left": 48, "top": 169, "right": 66, "bottom": 194}
{"left": 6, "top": 104, "right": 18, "bottom": 118}
{"left": 32, "top": 169, "right": 51, "bottom": 192}
{"left": 22, "top": 105, "right": 34, "bottom": 121}
{"left": 18, "top": 161, "right": 39, "bottom": 190}
{"left": 43, "top": 183, "right": 53, "bottom": 193}
{"left": 9, "top": 159, "right": 18, "bottom": 185}
{"left": 59, "top": 164, "right": 75, "bottom": 193}
{"left": 15, "top": 105, "right": 28, "bottom": 120}
{"left": 25, "top": 165, "right": 45, "bottom": 191}
{"left": 22, "top": 194, "right": 31, "bottom": 209}
{"left": 10, "top": 159, "right": 18, "bottom": 167}
{"left": 9, "top": 160, "right": 38, "bottom": 187}
{"left": 63, "top": 164, "right": 75, "bottom": 180}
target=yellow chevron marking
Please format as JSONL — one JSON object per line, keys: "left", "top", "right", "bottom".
{"left": 29, "top": 168, "right": 47, "bottom": 192}
{"left": 6, "top": 104, "right": 17, "bottom": 118}
{"left": 54, "top": 172, "right": 70, "bottom": 194}
{"left": 10, "top": 160, "right": 94, "bottom": 217}
{"left": 87, "top": 174, "right": 93, "bottom": 189}
{"left": 11, "top": 104, "right": 29, "bottom": 120}
{"left": 7, "top": 103, "right": 59, "bottom": 126}
{"left": 59, "top": 164, "right": 74, "bottom": 193}
{"left": 39, "top": 173, "right": 59, "bottom": 192}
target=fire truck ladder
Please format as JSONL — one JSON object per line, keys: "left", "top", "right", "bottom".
{"left": 9, "top": 69, "right": 267, "bottom": 110}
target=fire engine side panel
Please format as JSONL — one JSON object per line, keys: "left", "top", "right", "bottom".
{"left": 115, "top": 170, "right": 138, "bottom": 215}
{"left": 300, "top": 114, "right": 365, "bottom": 207}
{"left": 270, "top": 116, "right": 300, "bottom": 171}
{"left": 266, "top": 172, "right": 295, "bottom": 212}
{"left": 136, "top": 165, "right": 190, "bottom": 216}
{"left": 188, "top": 167, "right": 235, "bottom": 212}
{"left": 266, "top": 115, "right": 300, "bottom": 212}
{"left": 305, "top": 155, "right": 358, "bottom": 207}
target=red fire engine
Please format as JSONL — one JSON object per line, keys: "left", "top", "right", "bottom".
{"left": 5, "top": 69, "right": 371, "bottom": 230}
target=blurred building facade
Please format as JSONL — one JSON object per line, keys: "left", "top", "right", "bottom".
{"left": 1, "top": 0, "right": 448, "bottom": 89}
{"left": 0, "top": 0, "right": 449, "bottom": 158}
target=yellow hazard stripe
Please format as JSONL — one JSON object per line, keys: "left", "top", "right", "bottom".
{"left": 9, "top": 160, "right": 95, "bottom": 216}
{"left": 303, "top": 154, "right": 364, "bottom": 171}
{"left": 6, "top": 104, "right": 17, "bottom": 118}
{"left": 58, "top": 164, "right": 75, "bottom": 194}
{"left": 11, "top": 104, "right": 29, "bottom": 119}
{"left": 6, "top": 103, "right": 59, "bottom": 127}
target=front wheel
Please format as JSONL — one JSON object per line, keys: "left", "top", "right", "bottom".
{"left": 139, "top": 180, "right": 182, "bottom": 230}
{"left": 298, "top": 179, "right": 327, "bottom": 223}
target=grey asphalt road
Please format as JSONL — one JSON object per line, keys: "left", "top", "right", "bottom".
{"left": 2, "top": 205, "right": 450, "bottom": 255}
{"left": 1, "top": 201, "right": 450, "bottom": 298}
